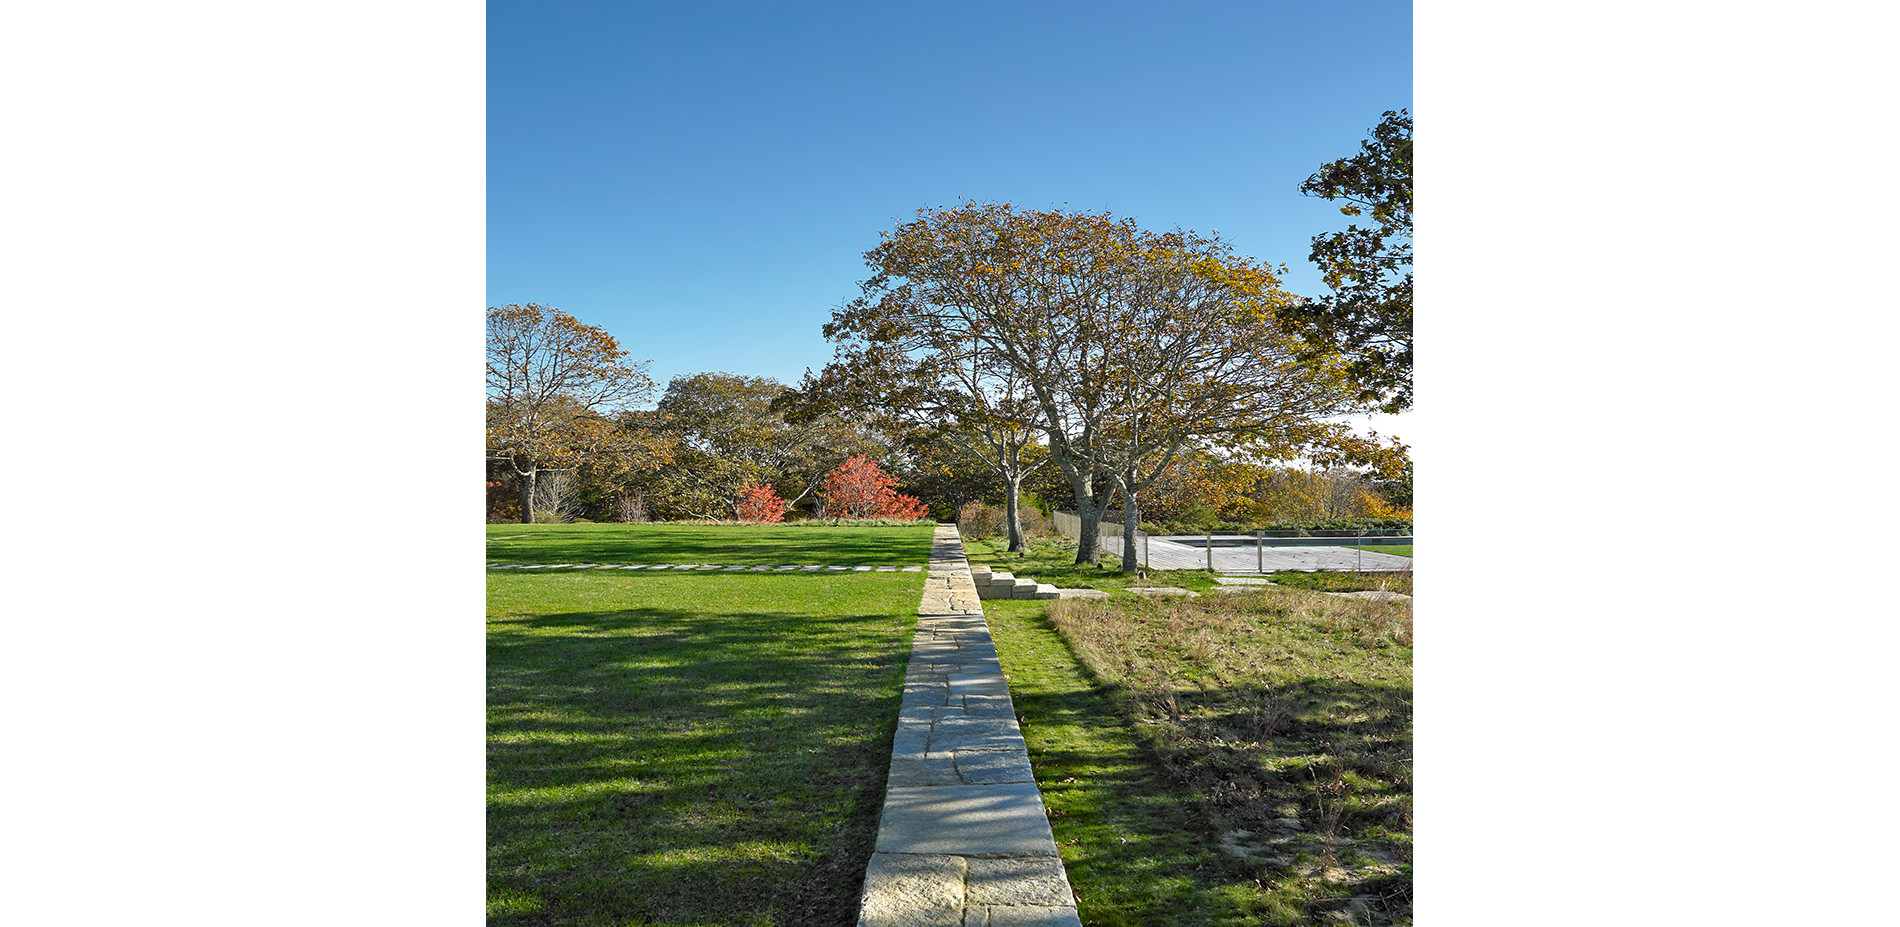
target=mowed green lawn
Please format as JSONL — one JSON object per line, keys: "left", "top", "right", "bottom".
{"left": 486, "top": 522, "right": 937, "bottom": 566}
{"left": 488, "top": 525, "right": 933, "bottom": 926}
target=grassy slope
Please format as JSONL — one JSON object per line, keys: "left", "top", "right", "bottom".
{"left": 485, "top": 523, "right": 937, "bottom": 566}
{"left": 487, "top": 524, "right": 933, "bottom": 927}
{"left": 987, "top": 587, "right": 1413, "bottom": 926}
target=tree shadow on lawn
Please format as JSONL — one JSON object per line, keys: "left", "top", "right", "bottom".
{"left": 487, "top": 605, "right": 910, "bottom": 927}
{"left": 1018, "top": 699, "right": 1265, "bottom": 924}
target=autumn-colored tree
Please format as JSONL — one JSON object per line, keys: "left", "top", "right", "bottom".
{"left": 833, "top": 202, "right": 1361, "bottom": 570}
{"left": 486, "top": 303, "right": 659, "bottom": 523}
{"left": 1281, "top": 110, "right": 1413, "bottom": 413}
{"left": 1135, "top": 445, "right": 1275, "bottom": 525}
{"left": 1308, "top": 428, "right": 1413, "bottom": 512}
{"left": 819, "top": 454, "right": 927, "bottom": 520}
{"left": 1247, "top": 466, "right": 1393, "bottom": 523}
{"left": 486, "top": 479, "right": 521, "bottom": 523}
{"left": 734, "top": 483, "right": 787, "bottom": 523}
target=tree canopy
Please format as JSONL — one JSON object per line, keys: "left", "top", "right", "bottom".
{"left": 639, "top": 372, "right": 889, "bottom": 520}
{"left": 826, "top": 202, "right": 1361, "bottom": 569}
{"left": 486, "top": 303, "right": 660, "bottom": 522}
{"left": 1282, "top": 110, "right": 1413, "bottom": 413}
{"left": 796, "top": 292, "right": 1052, "bottom": 549}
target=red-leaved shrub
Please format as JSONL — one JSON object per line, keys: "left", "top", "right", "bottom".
{"left": 735, "top": 483, "right": 787, "bottom": 523}
{"left": 820, "top": 455, "right": 928, "bottom": 520}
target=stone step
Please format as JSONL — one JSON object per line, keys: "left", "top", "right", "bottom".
{"left": 976, "top": 576, "right": 1043, "bottom": 600}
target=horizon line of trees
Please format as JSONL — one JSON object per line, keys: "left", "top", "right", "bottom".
{"left": 487, "top": 114, "right": 1413, "bottom": 559}
{"left": 484, "top": 304, "right": 1409, "bottom": 531}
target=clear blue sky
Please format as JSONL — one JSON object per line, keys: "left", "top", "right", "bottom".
{"left": 488, "top": 0, "right": 1413, "bottom": 423}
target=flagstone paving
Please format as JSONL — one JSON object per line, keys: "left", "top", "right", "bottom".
{"left": 857, "top": 524, "right": 1081, "bottom": 927}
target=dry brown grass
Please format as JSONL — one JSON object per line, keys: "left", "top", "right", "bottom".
{"left": 1046, "top": 585, "right": 1413, "bottom": 924}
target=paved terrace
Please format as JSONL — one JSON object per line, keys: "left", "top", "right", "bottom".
{"left": 857, "top": 524, "right": 1082, "bottom": 927}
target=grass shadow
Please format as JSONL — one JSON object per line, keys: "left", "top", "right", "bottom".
{"left": 986, "top": 591, "right": 1413, "bottom": 925}
{"left": 488, "top": 577, "right": 918, "bottom": 926}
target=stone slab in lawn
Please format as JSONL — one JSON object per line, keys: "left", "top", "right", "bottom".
{"left": 966, "top": 905, "right": 1085, "bottom": 927}
{"left": 965, "top": 856, "right": 1076, "bottom": 906}
{"left": 856, "top": 853, "right": 965, "bottom": 927}
{"left": 1329, "top": 590, "right": 1412, "bottom": 603}
{"left": 873, "top": 783, "right": 1060, "bottom": 857}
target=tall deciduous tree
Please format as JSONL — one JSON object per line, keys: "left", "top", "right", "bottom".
{"left": 821, "top": 203, "right": 1124, "bottom": 560}
{"left": 1283, "top": 110, "right": 1413, "bottom": 413}
{"left": 834, "top": 202, "right": 1361, "bottom": 570}
{"left": 486, "top": 303, "right": 657, "bottom": 523}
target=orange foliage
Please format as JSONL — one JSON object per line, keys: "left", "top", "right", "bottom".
{"left": 735, "top": 483, "right": 787, "bottom": 523}
{"left": 820, "top": 454, "right": 927, "bottom": 520}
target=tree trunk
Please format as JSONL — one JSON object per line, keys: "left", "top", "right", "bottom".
{"left": 1120, "top": 473, "right": 1142, "bottom": 574}
{"left": 1067, "top": 468, "right": 1102, "bottom": 565}
{"left": 1045, "top": 438, "right": 1100, "bottom": 565}
{"left": 519, "top": 468, "right": 538, "bottom": 524}
{"left": 1004, "top": 473, "right": 1026, "bottom": 552}
{"left": 1075, "top": 501, "right": 1100, "bottom": 563}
